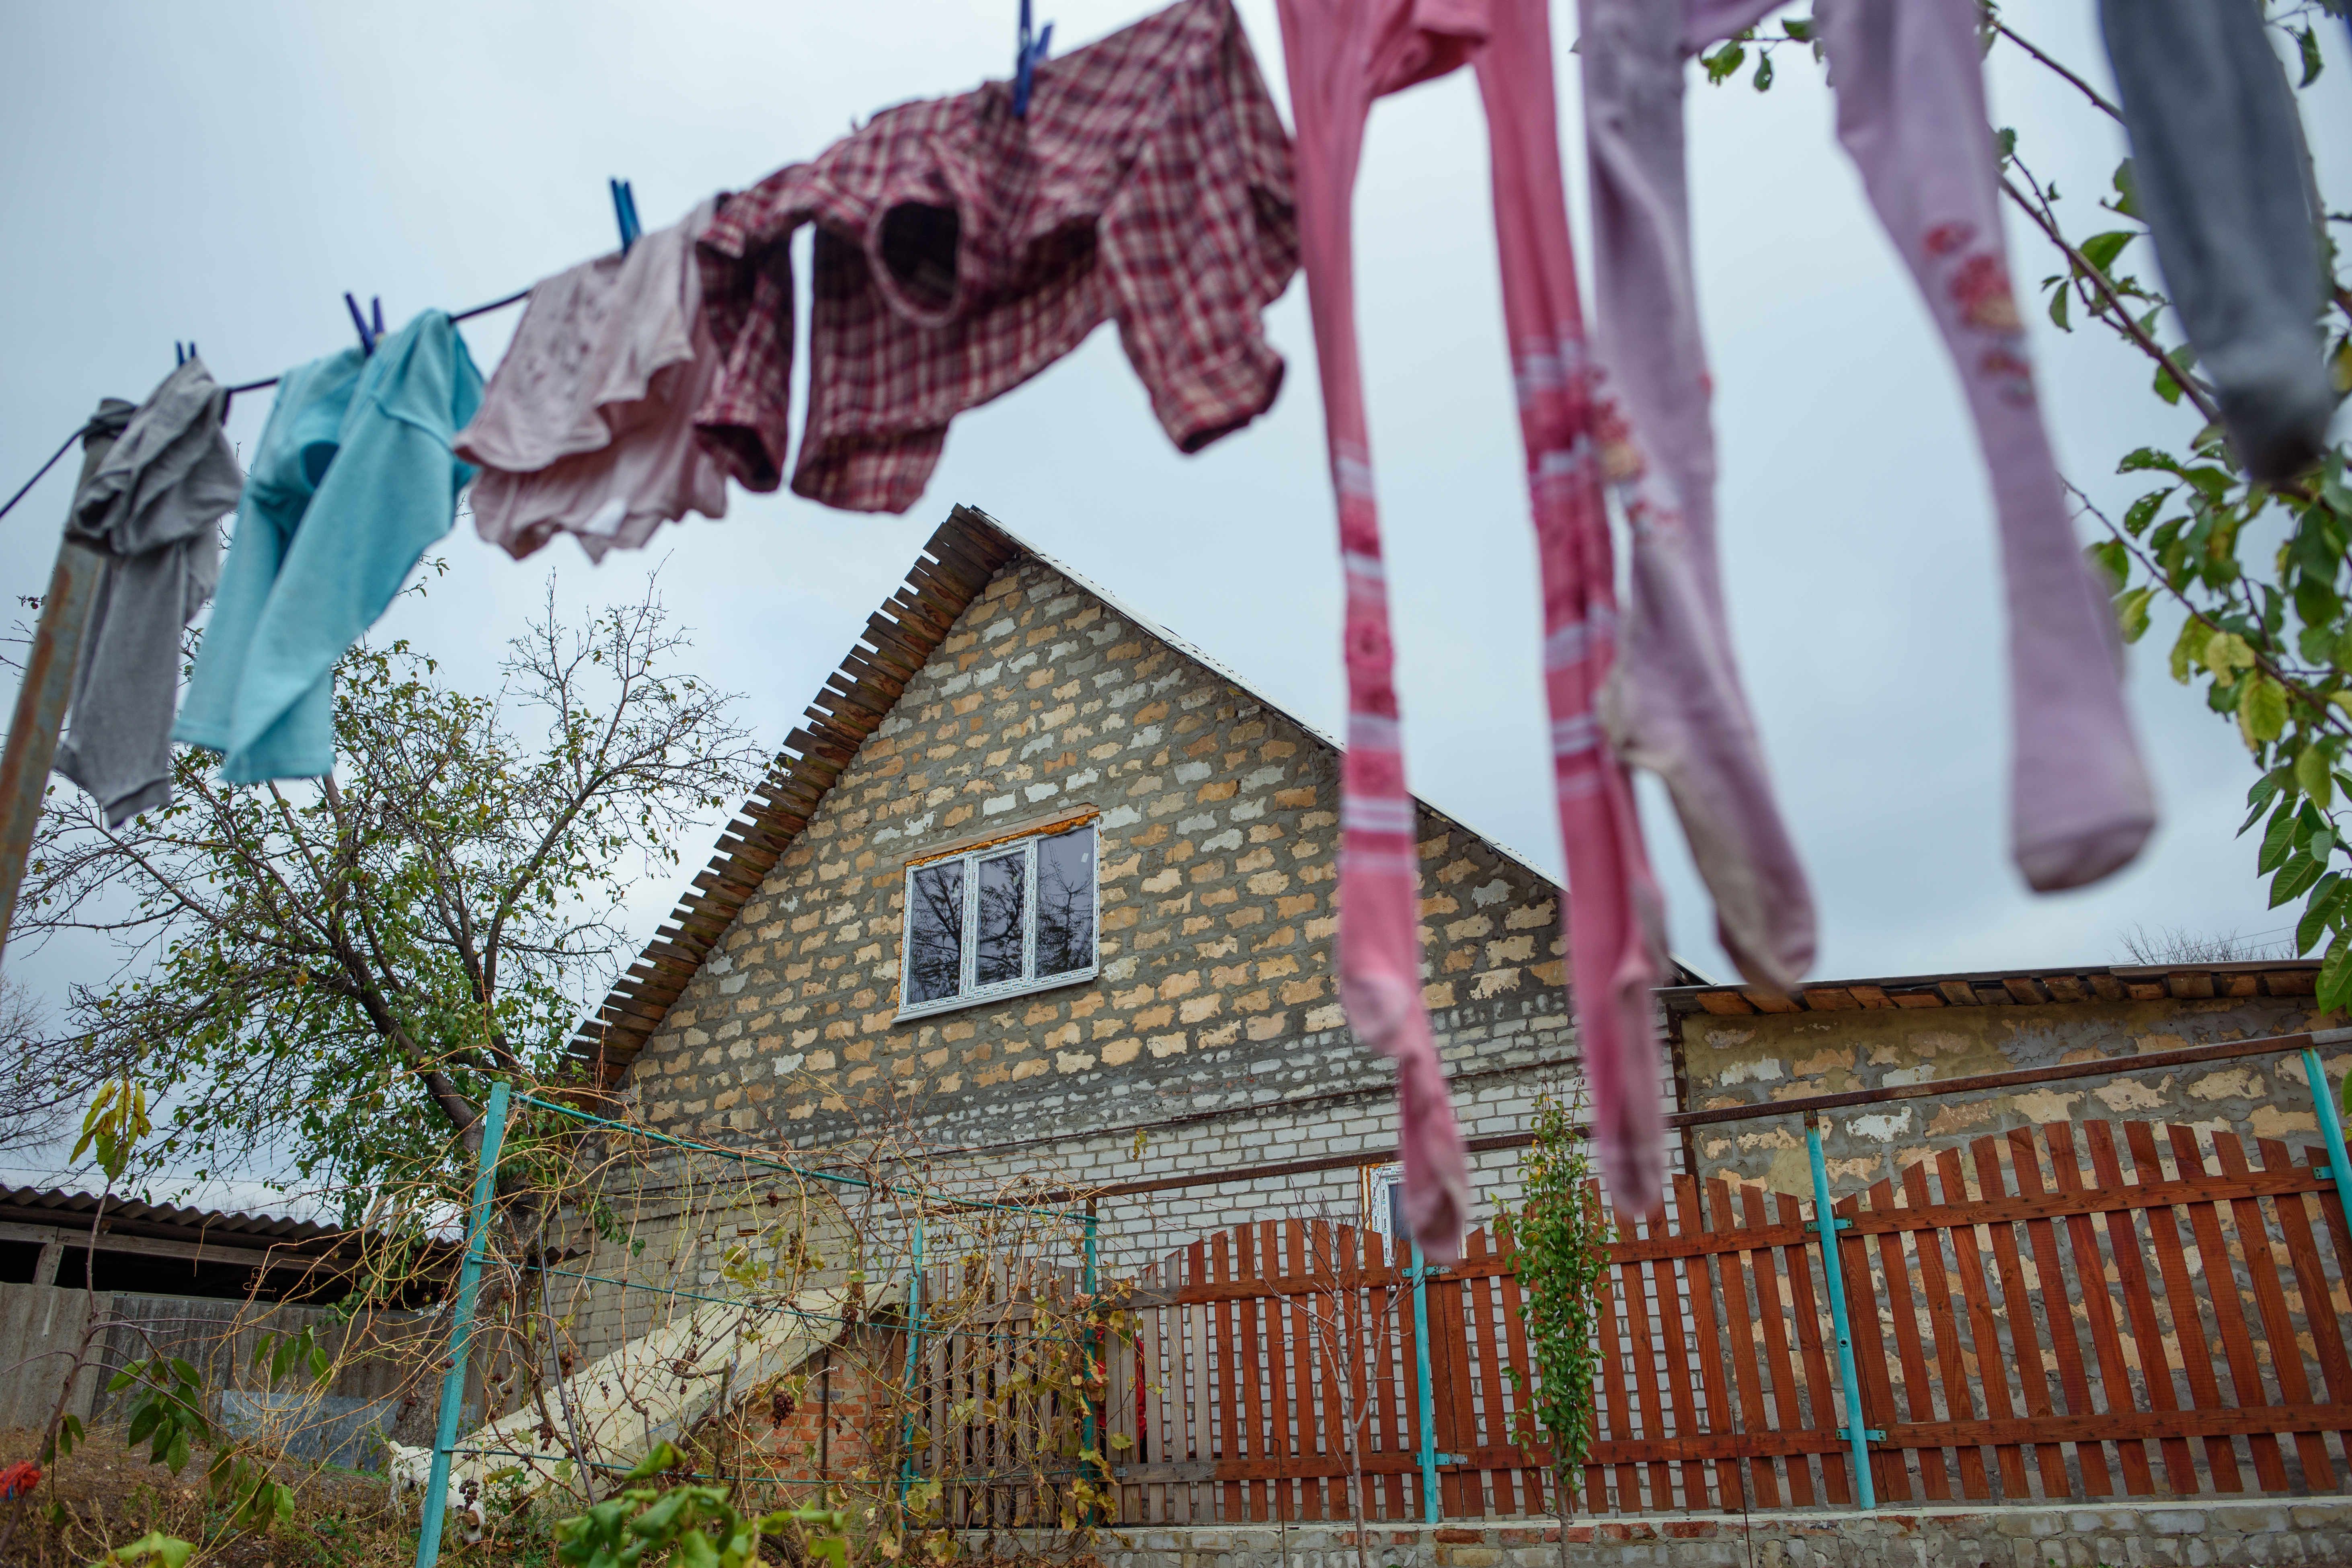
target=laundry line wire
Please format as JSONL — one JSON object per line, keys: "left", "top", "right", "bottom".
{"left": 0, "top": 283, "right": 537, "bottom": 530}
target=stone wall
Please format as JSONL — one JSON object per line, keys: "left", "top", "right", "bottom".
{"left": 620, "top": 552, "right": 1585, "bottom": 1225}
{"left": 1066, "top": 1500, "right": 2352, "bottom": 1568}
{"left": 1672, "top": 988, "right": 2343, "bottom": 1199}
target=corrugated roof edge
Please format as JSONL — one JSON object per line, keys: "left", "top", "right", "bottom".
{"left": 1662, "top": 958, "right": 2324, "bottom": 1018}
{"left": 0, "top": 1182, "right": 349, "bottom": 1254}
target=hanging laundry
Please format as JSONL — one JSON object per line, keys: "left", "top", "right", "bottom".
{"left": 1278, "top": 0, "right": 1675, "bottom": 1246}
{"left": 52, "top": 361, "right": 238, "bottom": 826}
{"left": 177, "top": 312, "right": 482, "bottom": 783}
{"left": 694, "top": 0, "right": 1297, "bottom": 512}
{"left": 2099, "top": 0, "right": 2335, "bottom": 484}
{"left": 1580, "top": 0, "right": 1816, "bottom": 992}
{"left": 1816, "top": 0, "right": 2156, "bottom": 892}
{"left": 456, "top": 197, "right": 729, "bottom": 562}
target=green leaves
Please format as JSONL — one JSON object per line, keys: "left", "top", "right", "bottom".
{"left": 2085, "top": 538, "right": 2129, "bottom": 596}
{"left": 551, "top": 1455, "right": 851, "bottom": 1568}
{"left": 83, "top": 1531, "right": 195, "bottom": 1568}
{"left": 2077, "top": 230, "right": 2133, "bottom": 277}
{"left": 2300, "top": 876, "right": 2350, "bottom": 955}
{"left": 2169, "top": 616, "right": 2210, "bottom": 684}
{"left": 72, "top": 1079, "right": 150, "bottom": 1183}
{"left": 2108, "top": 158, "right": 2142, "bottom": 222}
{"left": 109, "top": 1357, "right": 211, "bottom": 1474}
{"left": 2298, "top": 744, "right": 2338, "bottom": 809}
{"left": 2205, "top": 632, "right": 2258, "bottom": 677}
{"left": 2042, "top": 37, "right": 2352, "bottom": 1025}
{"left": 2324, "top": 931, "right": 2352, "bottom": 1016}
{"left": 2240, "top": 675, "right": 2290, "bottom": 749}
{"left": 253, "top": 1326, "right": 333, "bottom": 1388}
{"left": 1514, "top": 1089, "right": 1613, "bottom": 1490}
{"left": 2115, "top": 587, "right": 2155, "bottom": 643}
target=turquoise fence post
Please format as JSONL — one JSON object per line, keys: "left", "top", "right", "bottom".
{"left": 1410, "top": 1239, "right": 1441, "bottom": 1523}
{"left": 1082, "top": 1208, "right": 1100, "bottom": 1521}
{"left": 415, "top": 1080, "right": 511, "bottom": 1568}
{"left": 2304, "top": 1046, "right": 2352, "bottom": 1206}
{"left": 1804, "top": 1112, "right": 1876, "bottom": 1511}
{"left": 899, "top": 1219, "right": 925, "bottom": 1507}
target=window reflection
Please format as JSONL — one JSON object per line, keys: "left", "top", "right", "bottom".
{"left": 904, "top": 862, "right": 965, "bottom": 1004}
{"left": 1036, "top": 825, "right": 1096, "bottom": 977}
{"left": 975, "top": 852, "right": 1026, "bottom": 987}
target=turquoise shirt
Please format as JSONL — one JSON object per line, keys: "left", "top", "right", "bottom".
{"left": 176, "top": 312, "right": 482, "bottom": 782}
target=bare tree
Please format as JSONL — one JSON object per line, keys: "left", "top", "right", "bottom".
{"left": 2114, "top": 924, "right": 2291, "bottom": 965}
{"left": 1278, "top": 1203, "right": 1410, "bottom": 1568}
{"left": 14, "top": 575, "right": 766, "bottom": 1214}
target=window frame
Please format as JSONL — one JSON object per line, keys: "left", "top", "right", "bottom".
{"left": 895, "top": 817, "right": 1101, "bottom": 1021}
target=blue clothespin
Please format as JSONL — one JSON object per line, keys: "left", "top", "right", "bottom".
{"left": 343, "top": 292, "right": 385, "bottom": 356}
{"left": 1012, "top": 0, "right": 1053, "bottom": 119}
{"left": 173, "top": 341, "right": 197, "bottom": 367}
{"left": 610, "top": 178, "right": 642, "bottom": 255}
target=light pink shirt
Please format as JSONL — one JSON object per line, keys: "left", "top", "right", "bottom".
{"left": 458, "top": 197, "right": 729, "bottom": 563}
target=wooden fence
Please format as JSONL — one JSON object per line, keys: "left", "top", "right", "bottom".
{"left": 0, "top": 1283, "right": 442, "bottom": 1462}
{"left": 916, "top": 1118, "right": 2352, "bottom": 1523}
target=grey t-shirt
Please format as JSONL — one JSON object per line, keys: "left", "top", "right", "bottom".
{"left": 54, "top": 358, "right": 240, "bottom": 826}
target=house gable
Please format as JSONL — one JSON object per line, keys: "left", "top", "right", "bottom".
{"left": 604, "top": 507, "right": 1578, "bottom": 1153}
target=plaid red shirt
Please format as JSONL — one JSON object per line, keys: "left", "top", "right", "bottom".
{"left": 694, "top": 0, "right": 1298, "bottom": 511}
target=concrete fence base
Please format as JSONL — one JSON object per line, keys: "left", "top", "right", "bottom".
{"left": 1055, "top": 1499, "right": 2352, "bottom": 1568}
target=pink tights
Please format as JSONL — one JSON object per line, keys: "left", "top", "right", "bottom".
{"left": 1277, "top": 0, "right": 1670, "bottom": 1251}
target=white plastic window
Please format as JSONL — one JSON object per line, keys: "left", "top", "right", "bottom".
{"left": 898, "top": 821, "right": 1099, "bottom": 1020}
{"left": 1365, "top": 1162, "right": 1408, "bottom": 1241}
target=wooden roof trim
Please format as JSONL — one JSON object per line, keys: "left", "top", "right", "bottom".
{"left": 564, "top": 506, "right": 1019, "bottom": 1085}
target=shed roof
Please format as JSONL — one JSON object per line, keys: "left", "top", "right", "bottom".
{"left": 0, "top": 1183, "right": 349, "bottom": 1257}
{"left": 1661, "top": 959, "right": 2320, "bottom": 1019}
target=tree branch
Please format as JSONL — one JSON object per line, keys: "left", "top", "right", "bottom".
{"left": 1992, "top": 21, "right": 2123, "bottom": 123}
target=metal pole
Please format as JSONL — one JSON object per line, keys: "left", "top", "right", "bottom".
{"left": 2303, "top": 1047, "right": 2352, "bottom": 1204}
{"left": 1804, "top": 1113, "right": 1876, "bottom": 1511}
{"left": 1410, "top": 1240, "right": 1441, "bottom": 1523}
{"left": 899, "top": 1219, "right": 924, "bottom": 1507}
{"left": 415, "top": 1081, "right": 511, "bottom": 1568}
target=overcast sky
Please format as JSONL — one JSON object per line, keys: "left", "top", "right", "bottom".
{"left": 3, "top": 5, "right": 2348, "bottom": 1190}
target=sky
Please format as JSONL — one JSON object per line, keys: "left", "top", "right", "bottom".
{"left": 0, "top": 4, "right": 2347, "bottom": 1192}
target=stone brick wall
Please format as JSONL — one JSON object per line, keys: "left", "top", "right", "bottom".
{"left": 1674, "top": 990, "right": 2343, "bottom": 1199}
{"left": 618, "top": 552, "right": 1595, "bottom": 1246}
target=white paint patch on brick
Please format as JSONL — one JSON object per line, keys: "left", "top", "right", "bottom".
{"left": 1845, "top": 1108, "right": 1914, "bottom": 1142}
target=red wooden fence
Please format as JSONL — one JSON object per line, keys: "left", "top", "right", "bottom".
{"left": 1065, "top": 1119, "right": 2352, "bottom": 1523}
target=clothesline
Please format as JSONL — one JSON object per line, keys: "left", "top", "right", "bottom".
{"left": 0, "top": 0, "right": 2325, "bottom": 1277}
{"left": 0, "top": 285, "right": 535, "bottom": 528}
